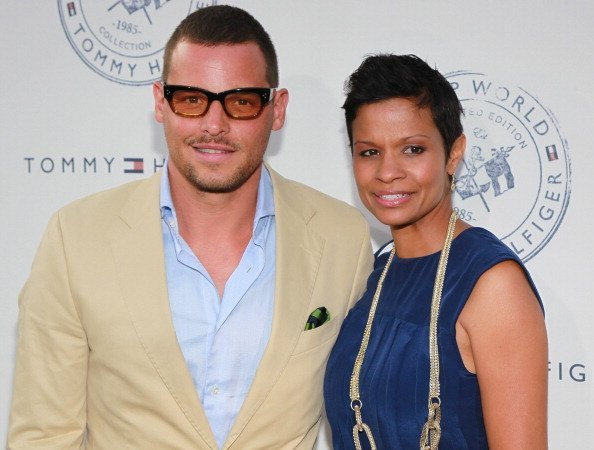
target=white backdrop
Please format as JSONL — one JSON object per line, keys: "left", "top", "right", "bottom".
{"left": 2, "top": 1, "right": 592, "bottom": 448}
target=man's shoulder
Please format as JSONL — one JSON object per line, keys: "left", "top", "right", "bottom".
{"left": 57, "top": 172, "right": 160, "bottom": 224}
{"left": 269, "top": 167, "right": 368, "bottom": 229}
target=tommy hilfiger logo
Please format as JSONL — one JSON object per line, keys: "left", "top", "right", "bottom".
{"left": 447, "top": 71, "right": 571, "bottom": 262}
{"left": 58, "top": 0, "right": 220, "bottom": 85}
{"left": 24, "top": 156, "right": 166, "bottom": 175}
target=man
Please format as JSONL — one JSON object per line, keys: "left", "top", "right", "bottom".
{"left": 8, "top": 5, "right": 373, "bottom": 449}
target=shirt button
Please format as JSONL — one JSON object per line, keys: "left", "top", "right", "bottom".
{"left": 212, "top": 386, "right": 220, "bottom": 395}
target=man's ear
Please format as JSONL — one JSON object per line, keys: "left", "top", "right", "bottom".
{"left": 271, "top": 88, "right": 289, "bottom": 131}
{"left": 153, "top": 81, "right": 165, "bottom": 124}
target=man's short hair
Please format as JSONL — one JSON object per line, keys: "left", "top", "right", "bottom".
{"left": 162, "top": 5, "right": 279, "bottom": 87}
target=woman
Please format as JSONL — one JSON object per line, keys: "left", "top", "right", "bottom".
{"left": 324, "top": 54, "right": 548, "bottom": 449}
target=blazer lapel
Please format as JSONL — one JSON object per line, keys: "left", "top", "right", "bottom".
{"left": 109, "top": 172, "right": 218, "bottom": 448}
{"left": 224, "top": 166, "right": 325, "bottom": 447}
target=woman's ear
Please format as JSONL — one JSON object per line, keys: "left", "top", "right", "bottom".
{"left": 447, "top": 133, "right": 466, "bottom": 176}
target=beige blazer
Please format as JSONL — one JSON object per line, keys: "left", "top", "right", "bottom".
{"left": 8, "top": 167, "right": 373, "bottom": 449}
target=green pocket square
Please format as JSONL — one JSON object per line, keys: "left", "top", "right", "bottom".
{"left": 304, "top": 307, "right": 331, "bottom": 330}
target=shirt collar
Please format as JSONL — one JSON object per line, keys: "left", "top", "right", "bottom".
{"left": 160, "top": 160, "right": 275, "bottom": 233}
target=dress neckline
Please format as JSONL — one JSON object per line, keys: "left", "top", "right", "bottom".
{"left": 379, "top": 226, "right": 481, "bottom": 262}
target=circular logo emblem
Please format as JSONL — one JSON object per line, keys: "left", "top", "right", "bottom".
{"left": 58, "top": 1, "right": 208, "bottom": 85}
{"left": 447, "top": 71, "right": 571, "bottom": 262}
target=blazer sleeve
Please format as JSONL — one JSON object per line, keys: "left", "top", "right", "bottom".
{"left": 8, "top": 211, "right": 88, "bottom": 449}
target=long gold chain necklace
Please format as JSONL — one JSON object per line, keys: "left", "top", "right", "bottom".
{"left": 349, "top": 211, "right": 458, "bottom": 450}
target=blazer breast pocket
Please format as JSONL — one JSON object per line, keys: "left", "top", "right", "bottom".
{"left": 292, "top": 317, "right": 341, "bottom": 356}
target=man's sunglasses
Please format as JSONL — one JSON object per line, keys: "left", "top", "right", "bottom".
{"left": 163, "top": 84, "right": 275, "bottom": 119}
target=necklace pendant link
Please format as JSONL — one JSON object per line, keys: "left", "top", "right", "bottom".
{"left": 419, "top": 401, "right": 442, "bottom": 450}
{"left": 352, "top": 404, "right": 377, "bottom": 450}
{"left": 352, "top": 423, "right": 377, "bottom": 450}
{"left": 352, "top": 420, "right": 377, "bottom": 450}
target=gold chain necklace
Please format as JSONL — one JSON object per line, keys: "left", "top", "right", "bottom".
{"left": 349, "top": 211, "right": 458, "bottom": 450}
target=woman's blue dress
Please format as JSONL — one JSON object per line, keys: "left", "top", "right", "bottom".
{"left": 324, "top": 227, "right": 542, "bottom": 449}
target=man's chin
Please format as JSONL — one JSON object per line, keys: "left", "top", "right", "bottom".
{"left": 194, "top": 181, "right": 242, "bottom": 194}
{"left": 188, "top": 172, "right": 253, "bottom": 194}
{"left": 182, "top": 160, "right": 263, "bottom": 194}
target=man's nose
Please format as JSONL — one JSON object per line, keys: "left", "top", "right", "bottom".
{"left": 200, "top": 100, "right": 230, "bottom": 135}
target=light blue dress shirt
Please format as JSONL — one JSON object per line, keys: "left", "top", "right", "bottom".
{"left": 160, "top": 167, "right": 276, "bottom": 448}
